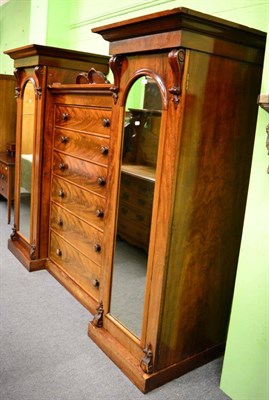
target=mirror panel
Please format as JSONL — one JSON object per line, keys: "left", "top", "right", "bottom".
{"left": 110, "top": 76, "right": 162, "bottom": 338}
{"left": 19, "top": 81, "right": 35, "bottom": 241}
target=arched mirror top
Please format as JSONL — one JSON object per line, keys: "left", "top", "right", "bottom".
{"left": 120, "top": 70, "right": 168, "bottom": 110}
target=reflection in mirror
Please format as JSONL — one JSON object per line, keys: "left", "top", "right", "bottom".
{"left": 19, "top": 81, "right": 35, "bottom": 241}
{"left": 110, "top": 76, "right": 162, "bottom": 338}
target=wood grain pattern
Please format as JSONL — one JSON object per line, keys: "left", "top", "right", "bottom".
{"left": 54, "top": 128, "right": 110, "bottom": 166}
{"left": 51, "top": 176, "right": 106, "bottom": 230}
{"left": 55, "top": 105, "right": 111, "bottom": 135}
{"left": 53, "top": 151, "right": 107, "bottom": 196}
{"left": 50, "top": 203, "right": 103, "bottom": 266}
{"left": 49, "top": 231, "right": 100, "bottom": 301}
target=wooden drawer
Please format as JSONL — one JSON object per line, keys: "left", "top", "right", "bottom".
{"left": 118, "top": 202, "right": 152, "bottom": 227}
{"left": 51, "top": 176, "right": 106, "bottom": 230}
{"left": 49, "top": 231, "right": 100, "bottom": 301}
{"left": 54, "top": 128, "right": 110, "bottom": 166}
{"left": 120, "top": 173, "right": 154, "bottom": 211}
{"left": 117, "top": 218, "right": 150, "bottom": 251}
{"left": 53, "top": 151, "right": 107, "bottom": 196}
{"left": 55, "top": 105, "right": 111, "bottom": 135}
{"left": 50, "top": 203, "right": 103, "bottom": 266}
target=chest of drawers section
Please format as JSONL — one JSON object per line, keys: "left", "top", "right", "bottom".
{"left": 48, "top": 84, "right": 112, "bottom": 313}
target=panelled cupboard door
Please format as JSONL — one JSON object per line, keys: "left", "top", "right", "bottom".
{"left": 88, "top": 8, "right": 266, "bottom": 393}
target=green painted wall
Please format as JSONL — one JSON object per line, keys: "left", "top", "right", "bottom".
{"left": 0, "top": 1, "right": 268, "bottom": 398}
{"left": 220, "top": 25, "right": 269, "bottom": 400}
{"left": 0, "top": 0, "right": 31, "bottom": 73}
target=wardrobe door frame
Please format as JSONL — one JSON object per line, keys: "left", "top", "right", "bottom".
{"left": 12, "top": 66, "right": 46, "bottom": 265}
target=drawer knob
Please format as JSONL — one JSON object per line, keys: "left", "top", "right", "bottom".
{"left": 56, "top": 248, "right": 62, "bottom": 256}
{"left": 97, "top": 176, "right": 106, "bottom": 186}
{"left": 59, "top": 162, "right": 67, "bottom": 171}
{"left": 137, "top": 199, "right": 146, "bottom": 206}
{"left": 58, "top": 189, "right": 65, "bottom": 198}
{"left": 61, "top": 136, "right": 68, "bottom": 143}
{"left": 92, "top": 279, "right": 100, "bottom": 288}
{"left": 61, "top": 112, "right": 69, "bottom": 121}
{"left": 102, "top": 118, "right": 110, "bottom": 127}
{"left": 57, "top": 217, "right": 63, "bottom": 226}
{"left": 94, "top": 243, "right": 101, "bottom": 253}
{"left": 96, "top": 209, "right": 104, "bottom": 218}
{"left": 100, "top": 146, "right": 109, "bottom": 155}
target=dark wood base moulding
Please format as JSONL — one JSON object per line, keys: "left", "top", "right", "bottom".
{"left": 8, "top": 239, "right": 46, "bottom": 272}
{"left": 88, "top": 322, "right": 225, "bottom": 393}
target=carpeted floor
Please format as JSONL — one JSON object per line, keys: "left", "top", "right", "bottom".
{"left": 0, "top": 198, "right": 230, "bottom": 400}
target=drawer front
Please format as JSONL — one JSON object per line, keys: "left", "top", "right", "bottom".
{"left": 54, "top": 128, "right": 110, "bottom": 166}
{"left": 55, "top": 106, "right": 111, "bottom": 135}
{"left": 120, "top": 174, "right": 154, "bottom": 211}
{"left": 49, "top": 231, "right": 100, "bottom": 301}
{"left": 53, "top": 152, "right": 107, "bottom": 196}
{"left": 50, "top": 203, "right": 103, "bottom": 266}
{"left": 118, "top": 202, "right": 152, "bottom": 227}
{"left": 51, "top": 176, "right": 106, "bottom": 230}
{"left": 117, "top": 219, "right": 150, "bottom": 251}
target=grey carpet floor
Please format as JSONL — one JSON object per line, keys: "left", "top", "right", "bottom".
{"left": 0, "top": 198, "right": 230, "bottom": 400}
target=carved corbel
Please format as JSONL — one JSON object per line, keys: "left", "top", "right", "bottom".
{"left": 76, "top": 68, "right": 110, "bottom": 84}
{"left": 34, "top": 66, "right": 44, "bottom": 98}
{"left": 10, "top": 224, "right": 18, "bottom": 241}
{"left": 92, "top": 301, "right": 104, "bottom": 328}
{"left": 109, "top": 55, "right": 126, "bottom": 104}
{"left": 14, "top": 68, "right": 26, "bottom": 98}
{"left": 168, "top": 48, "right": 185, "bottom": 109}
{"left": 140, "top": 343, "right": 153, "bottom": 374}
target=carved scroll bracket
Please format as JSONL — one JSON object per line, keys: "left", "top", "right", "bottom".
{"left": 92, "top": 301, "right": 104, "bottom": 328}
{"left": 109, "top": 55, "right": 126, "bottom": 104}
{"left": 140, "top": 343, "right": 153, "bottom": 374}
{"left": 34, "top": 66, "right": 44, "bottom": 98}
{"left": 10, "top": 224, "right": 18, "bottom": 241}
{"left": 168, "top": 48, "right": 185, "bottom": 109}
{"left": 30, "top": 243, "right": 36, "bottom": 260}
{"left": 14, "top": 68, "right": 27, "bottom": 98}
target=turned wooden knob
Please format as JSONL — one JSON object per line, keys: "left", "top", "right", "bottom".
{"left": 59, "top": 163, "right": 67, "bottom": 171}
{"left": 61, "top": 136, "right": 68, "bottom": 143}
{"left": 100, "top": 146, "right": 109, "bottom": 155}
{"left": 92, "top": 279, "right": 100, "bottom": 288}
{"left": 57, "top": 217, "right": 63, "bottom": 226}
{"left": 96, "top": 209, "right": 104, "bottom": 218}
{"left": 58, "top": 189, "right": 65, "bottom": 198}
{"left": 97, "top": 176, "right": 106, "bottom": 186}
{"left": 94, "top": 243, "right": 101, "bottom": 252}
{"left": 61, "top": 112, "right": 69, "bottom": 121}
{"left": 56, "top": 248, "right": 62, "bottom": 256}
{"left": 102, "top": 118, "right": 110, "bottom": 127}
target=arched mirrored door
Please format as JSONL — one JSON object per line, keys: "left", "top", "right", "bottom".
{"left": 18, "top": 80, "right": 35, "bottom": 241}
{"left": 110, "top": 76, "right": 162, "bottom": 339}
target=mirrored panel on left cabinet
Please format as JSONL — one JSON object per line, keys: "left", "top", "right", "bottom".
{"left": 18, "top": 80, "right": 35, "bottom": 242}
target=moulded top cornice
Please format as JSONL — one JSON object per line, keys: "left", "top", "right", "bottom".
{"left": 4, "top": 44, "right": 109, "bottom": 64}
{"left": 92, "top": 7, "right": 266, "bottom": 50}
